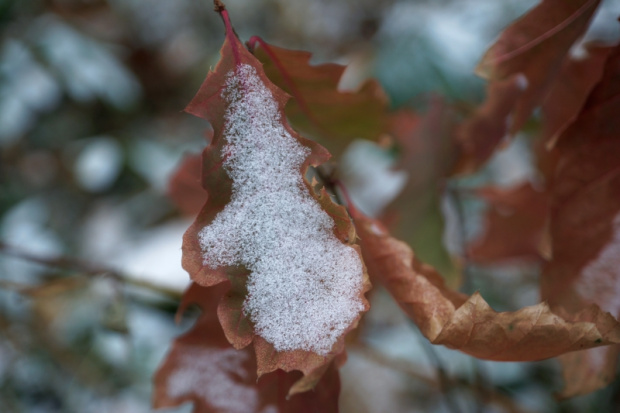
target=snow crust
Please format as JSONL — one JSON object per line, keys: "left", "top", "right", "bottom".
{"left": 198, "top": 64, "right": 364, "bottom": 355}
{"left": 167, "top": 346, "right": 259, "bottom": 413}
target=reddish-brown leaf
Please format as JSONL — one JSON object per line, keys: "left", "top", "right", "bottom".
{"left": 542, "top": 43, "right": 615, "bottom": 148}
{"left": 541, "top": 44, "right": 620, "bottom": 397}
{"left": 349, "top": 207, "right": 620, "bottom": 361}
{"left": 557, "top": 346, "right": 620, "bottom": 399}
{"left": 476, "top": 0, "right": 601, "bottom": 134}
{"left": 384, "top": 99, "right": 460, "bottom": 284}
{"left": 249, "top": 38, "right": 389, "bottom": 157}
{"left": 453, "top": 74, "right": 526, "bottom": 174}
{"left": 181, "top": 5, "right": 370, "bottom": 393}
{"left": 468, "top": 183, "right": 550, "bottom": 264}
{"left": 153, "top": 283, "right": 340, "bottom": 413}
{"left": 168, "top": 153, "right": 208, "bottom": 216}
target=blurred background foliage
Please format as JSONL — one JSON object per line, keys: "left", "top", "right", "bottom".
{"left": 1, "top": 0, "right": 620, "bottom": 412}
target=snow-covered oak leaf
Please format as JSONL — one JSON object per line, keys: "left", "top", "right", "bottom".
{"left": 469, "top": 183, "right": 550, "bottom": 264}
{"left": 349, "top": 207, "right": 620, "bottom": 361}
{"left": 249, "top": 38, "right": 389, "bottom": 157}
{"left": 541, "top": 43, "right": 615, "bottom": 149}
{"left": 181, "top": 3, "right": 370, "bottom": 390}
{"left": 153, "top": 283, "right": 340, "bottom": 413}
{"left": 476, "top": 0, "right": 601, "bottom": 135}
{"left": 541, "top": 44, "right": 620, "bottom": 397}
{"left": 453, "top": 74, "right": 526, "bottom": 174}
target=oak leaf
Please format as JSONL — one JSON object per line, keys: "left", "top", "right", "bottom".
{"left": 453, "top": 75, "right": 526, "bottom": 174}
{"left": 181, "top": 4, "right": 370, "bottom": 394}
{"left": 476, "top": 0, "right": 601, "bottom": 134}
{"left": 541, "top": 44, "right": 620, "bottom": 397}
{"left": 468, "top": 183, "right": 550, "bottom": 264}
{"left": 384, "top": 100, "right": 460, "bottom": 284}
{"left": 541, "top": 42, "right": 615, "bottom": 148}
{"left": 349, "top": 206, "right": 620, "bottom": 361}
{"left": 153, "top": 282, "right": 340, "bottom": 413}
{"left": 249, "top": 38, "right": 389, "bottom": 157}
{"left": 168, "top": 153, "right": 208, "bottom": 216}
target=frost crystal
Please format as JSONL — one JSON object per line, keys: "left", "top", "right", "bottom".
{"left": 198, "top": 64, "right": 364, "bottom": 355}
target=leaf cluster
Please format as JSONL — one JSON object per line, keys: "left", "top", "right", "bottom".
{"left": 156, "top": 0, "right": 620, "bottom": 412}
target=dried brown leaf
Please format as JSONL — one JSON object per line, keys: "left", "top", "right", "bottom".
{"left": 250, "top": 38, "right": 389, "bottom": 157}
{"left": 384, "top": 99, "right": 460, "bottom": 284}
{"left": 168, "top": 153, "right": 208, "bottom": 216}
{"left": 542, "top": 44, "right": 620, "bottom": 397}
{"left": 542, "top": 43, "right": 615, "bottom": 149}
{"left": 468, "top": 183, "right": 550, "bottom": 264}
{"left": 453, "top": 75, "right": 526, "bottom": 174}
{"left": 476, "top": 0, "right": 601, "bottom": 134}
{"left": 350, "top": 208, "right": 620, "bottom": 361}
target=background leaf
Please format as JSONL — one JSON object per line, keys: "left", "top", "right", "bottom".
{"left": 541, "top": 43, "right": 614, "bottom": 148}
{"left": 251, "top": 39, "right": 389, "bottom": 158}
{"left": 476, "top": 0, "right": 601, "bottom": 134}
{"left": 541, "top": 44, "right": 620, "bottom": 397}
{"left": 468, "top": 183, "right": 549, "bottom": 264}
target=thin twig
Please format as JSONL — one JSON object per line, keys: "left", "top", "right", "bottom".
{"left": 0, "top": 242, "right": 182, "bottom": 300}
{"left": 444, "top": 182, "right": 475, "bottom": 294}
{"left": 352, "top": 344, "right": 439, "bottom": 387}
{"left": 414, "top": 325, "right": 463, "bottom": 413}
{"left": 0, "top": 242, "right": 108, "bottom": 275}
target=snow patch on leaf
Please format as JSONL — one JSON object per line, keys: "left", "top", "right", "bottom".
{"left": 198, "top": 64, "right": 364, "bottom": 355}
{"left": 576, "top": 212, "right": 620, "bottom": 316}
{"left": 167, "top": 346, "right": 259, "bottom": 413}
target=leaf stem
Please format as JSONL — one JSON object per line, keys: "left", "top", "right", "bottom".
{"left": 214, "top": 0, "right": 242, "bottom": 66}
{"left": 353, "top": 344, "right": 439, "bottom": 387}
{"left": 332, "top": 179, "right": 361, "bottom": 217}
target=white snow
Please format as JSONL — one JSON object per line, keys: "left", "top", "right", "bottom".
{"left": 198, "top": 64, "right": 364, "bottom": 355}
{"left": 167, "top": 346, "right": 259, "bottom": 413}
